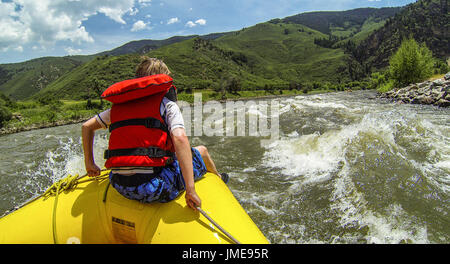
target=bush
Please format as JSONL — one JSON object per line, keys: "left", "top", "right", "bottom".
{"left": 388, "top": 38, "right": 434, "bottom": 87}
{"left": 0, "top": 105, "right": 12, "bottom": 127}
{"left": 0, "top": 93, "right": 16, "bottom": 108}
{"left": 37, "top": 96, "right": 61, "bottom": 107}
{"left": 369, "top": 71, "right": 389, "bottom": 90}
{"left": 377, "top": 79, "right": 395, "bottom": 93}
{"left": 225, "top": 77, "right": 241, "bottom": 94}
{"left": 433, "top": 59, "right": 450, "bottom": 74}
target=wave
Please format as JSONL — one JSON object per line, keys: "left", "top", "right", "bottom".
{"left": 257, "top": 95, "right": 449, "bottom": 243}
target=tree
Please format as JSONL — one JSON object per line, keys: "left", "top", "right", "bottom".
{"left": 388, "top": 37, "right": 434, "bottom": 87}
{"left": 225, "top": 77, "right": 241, "bottom": 95}
{"left": 0, "top": 106, "right": 12, "bottom": 127}
{"left": 91, "top": 77, "right": 107, "bottom": 107}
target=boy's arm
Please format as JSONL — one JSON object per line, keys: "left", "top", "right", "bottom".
{"left": 170, "top": 127, "right": 201, "bottom": 210}
{"left": 82, "top": 117, "right": 102, "bottom": 177}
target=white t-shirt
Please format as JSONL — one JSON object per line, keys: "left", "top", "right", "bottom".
{"left": 96, "top": 97, "right": 184, "bottom": 175}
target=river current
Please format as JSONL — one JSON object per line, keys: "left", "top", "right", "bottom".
{"left": 1, "top": 90, "right": 449, "bottom": 243}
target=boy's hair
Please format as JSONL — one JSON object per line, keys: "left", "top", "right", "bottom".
{"left": 135, "top": 56, "right": 171, "bottom": 78}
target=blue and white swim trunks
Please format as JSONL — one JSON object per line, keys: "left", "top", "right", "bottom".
{"left": 109, "top": 147, "right": 207, "bottom": 203}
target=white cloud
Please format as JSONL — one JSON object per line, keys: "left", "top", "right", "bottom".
{"left": 65, "top": 47, "right": 82, "bottom": 55}
{"left": 0, "top": 0, "right": 135, "bottom": 51}
{"left": 185, "top": 18, "right": 207, "bottom": 28}
{"left": 0, "top": 2, "right": 32, "bottom": 50}
{"left": 131, "top": 20, "right": 149, "bottom": 32}
{"left": 195, "top": 19, "right": 206, "bottom": 25}
{"left": 138, "top": 0, "right": 152, "bottom": 6}
{"left": 14, "top": 46, "right": 24, "bottom": 52}
{"left": 167, "top": 17, "right": 179, "bottom": 25}
{"left": 185, "top": 21, "right": 196, "bottom": 28}
{"left": 129, "top": 7, "right": 139, "bottom": 16}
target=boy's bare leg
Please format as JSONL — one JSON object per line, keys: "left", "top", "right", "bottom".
{"left": 193, "top": 145, "right": 220, "bottom": 176}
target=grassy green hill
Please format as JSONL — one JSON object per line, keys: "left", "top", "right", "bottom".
{"left": 35, "top": 54, "right": 141, "bottom": 100}
{"left": 0, "top": 37, "right": 200, "bottom": 100}
{"left": 36, "top": 7, "right": 401, "bottom": 99}
{"left": 280, "top": 7, "right": 402, "bottom": 37}
{"left": 0, "top": 57, "right": 85, "bottom": 100}
{"left": 215, "top": 22, "right": 347, "bottom": 84}
{"left": 36, "top": 21, "right": 348, "bottom": 99}
{"left": 98, "top": 33, "right": 232, "bottom": 57}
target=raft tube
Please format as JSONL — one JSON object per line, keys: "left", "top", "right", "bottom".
{"left": 0, "top": 171, "right": 268, "bottom": 244}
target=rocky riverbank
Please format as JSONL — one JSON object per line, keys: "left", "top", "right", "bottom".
{"left": 378, "top": 73, "right": 450, "bottom": 107}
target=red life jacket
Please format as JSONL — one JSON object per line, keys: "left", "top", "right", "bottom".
{"left": 101, "top": 74, "right": 177, "bottom": 169}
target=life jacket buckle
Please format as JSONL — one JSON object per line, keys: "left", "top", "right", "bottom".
{"left": 145, "top": 118, "right": 156, "bottom": 129}
{"left": 147, "top": 147, "right": 157, "bottom": 158}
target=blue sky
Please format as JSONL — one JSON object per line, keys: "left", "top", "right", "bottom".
{"left": 0, "top": 0, "right": 416, "bottom": 64}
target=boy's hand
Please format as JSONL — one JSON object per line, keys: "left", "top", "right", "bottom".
{"left": 185, "top": 189, "right": 201, "bottom": 210}
{"left": 86, "top": 162, "right": 101, "bottom": 177}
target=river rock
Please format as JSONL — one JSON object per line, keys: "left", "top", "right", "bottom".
{"left": 379, "top": 76, "right": 449, "bottom": 107}
{"left": 418, "top": 81, "right": 430, "bottom": 88}
{"left": 444, "top": 72, "right": 450, "bottom": 80}
{"left": 431, "top": 79, "right": 444, "bottom": 87}
{"left": 434, "top": 99, "right": 450, "bottom": 107}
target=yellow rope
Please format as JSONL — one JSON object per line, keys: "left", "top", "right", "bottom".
{"left": 43, "top": 172, "right": 109, "bottom": 244}
{"left": 43, "top": 174, "right": 80, "bottom": 198}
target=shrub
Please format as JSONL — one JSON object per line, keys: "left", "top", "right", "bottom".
{"left": 369, "top": 71, "right": 389, "bottom": 90}
{"left": 388, "top": 38, "right": 434, "bottom": 87}
{"left": 0, "top": 105, "right": 12, "bottom": 127}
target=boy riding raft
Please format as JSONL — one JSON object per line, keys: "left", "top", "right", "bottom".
{"left": 81, "top": 57, "right": 228, "bottom": 210}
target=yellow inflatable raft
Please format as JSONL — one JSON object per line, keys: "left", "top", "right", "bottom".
{"left": 0, "top": 170, "right": 268, "bottom": 244}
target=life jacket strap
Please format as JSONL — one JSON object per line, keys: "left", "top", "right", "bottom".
{"left": 164, "top": 86, "right": 177, "bottom": 102}
{"left": 104, "top": 147, "right": 174, "bottom": 160}
{"left": 109, "top": 117, "right": 168, "bottom": 133}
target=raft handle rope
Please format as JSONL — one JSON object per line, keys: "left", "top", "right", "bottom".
{"left": 42, "top": 171, "right": 109, "bottom": 244}
{"left": 196, "top": 206, "right": 241, "bottom": 244}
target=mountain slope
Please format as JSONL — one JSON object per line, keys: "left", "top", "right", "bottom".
{"left": 38, "top": 21, "right": 349, "bottom": 99}
{"left": 98, "top": 32, "right": 232, "bottom": 57}
{"left": 0, "top": 57, "right": 84, "bottom": 100}
{"left": 215, "top": 22, "right": 347, "bottom": 84}
{"left": 354, "top": 0, "right": 449, "bottom": 69}
{"left": 0, "top": 35, "right": 215, "bottom": 100}
{"left": 97, "top": 36, "right": 198, "bottom": 57}
{"left": 280, "top": 7, "right": 402, "bottom": 38}
{"left": 35, "top": 54, "right": 141, "bottom": 100}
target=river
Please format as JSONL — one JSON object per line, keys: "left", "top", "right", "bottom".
{"left": 1, "top": 90, "right": 449, "bottom": 244}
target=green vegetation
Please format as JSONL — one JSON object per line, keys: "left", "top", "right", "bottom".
{"left": 389, "top": 38, "right": 434, "bottom": 87}
{"left": 35, "top": 54, "right": 141, "bottom": 100}
{"left": 0, "top": 97, "right": 111, "bottom": 132}
{"left": 0, "top": 93, "right": 13, "bottom": 127}
{"left": 280, "top": 7, "right": 401, "bottom": 36}
{"left": 355, "top": 0, "right": 449, "bottom": 71}
{"left": 370, "top": 37, "right": 448, "bottom": 92}
{"left": 0, "top": 56, "right": 87, "bottom": 100}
